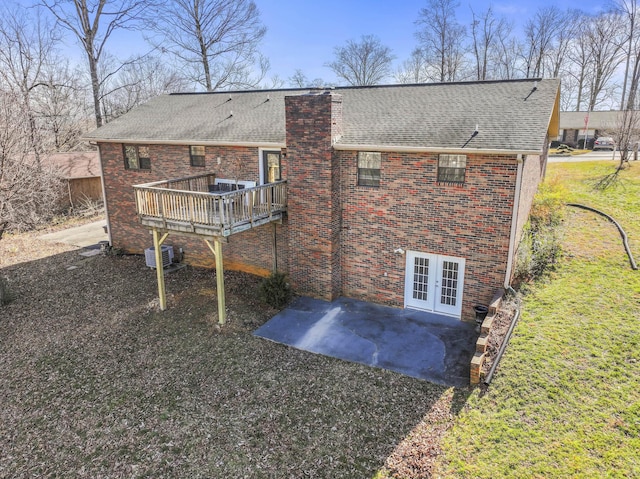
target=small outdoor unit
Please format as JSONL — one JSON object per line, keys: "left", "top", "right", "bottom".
{"left": 145, "top": 245, "right": 174, "bottom": 269}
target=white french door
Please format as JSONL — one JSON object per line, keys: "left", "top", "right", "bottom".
{"left": 404, "top": 251, "right": 465, "bottom": 318}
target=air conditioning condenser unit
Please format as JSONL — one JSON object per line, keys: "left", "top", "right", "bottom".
{"left": 144, "top": 245, "right": 174, "bottom": 269}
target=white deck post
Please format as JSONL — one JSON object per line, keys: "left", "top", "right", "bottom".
{"left": 152, "top": 228, "right": 169, "bottom": 310}
{"left": 205, "top": 238, "right": 226, "bottom": 324}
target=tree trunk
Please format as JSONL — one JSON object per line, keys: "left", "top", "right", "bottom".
{"left": 89, "top": 52, "right": 103, "bottom": 127}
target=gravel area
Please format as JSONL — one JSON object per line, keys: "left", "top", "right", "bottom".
{"left": 0, "top": 220, "right": 467, "bottom": 478}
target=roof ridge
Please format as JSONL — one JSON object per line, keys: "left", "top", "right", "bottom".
{"left": 168, "top": 78, "right": 555, "bottom": 96}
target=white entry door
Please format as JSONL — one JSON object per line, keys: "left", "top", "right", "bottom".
{"left": 404, "top": 251, "right": 465, "bottom": 318}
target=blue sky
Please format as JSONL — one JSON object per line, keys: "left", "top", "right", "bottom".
{"left": 255, "top": 0, "right": 608, "bottom": 84}
{"left": 21, "top": 0, "right": 609, "bottom": 85}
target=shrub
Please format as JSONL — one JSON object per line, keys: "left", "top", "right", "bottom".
{"left": 514, "top": 178, "right": 566, "bottom": 283}
{"left": 259, "top": 271, "right": 292, "bottom": 309}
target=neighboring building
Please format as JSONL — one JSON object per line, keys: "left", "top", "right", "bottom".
{"left": 44, "top": 151, "right": 103, "bottom": 208}
{"left": 84, "top": 79, "right": 560, "bottom": 321}
{"left": 558, "top": 110, "right": 637, "bottom": 147}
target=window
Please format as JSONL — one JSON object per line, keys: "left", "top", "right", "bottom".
{"left": 438, "top": 154, "right": 466, "bottom": 183}
{"left": 123, "top": 145, "right": 151, "bottom": 170}
{"left": 357, "top": 152, "right": 381, "bottom": 186}
{"left": 190, "top": 145, "right": 206, "bottom": 167}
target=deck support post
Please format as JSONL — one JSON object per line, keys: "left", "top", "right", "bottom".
{"left": 205, "top": 238, "right": 226, "bottom": 325}
{"left": 152, "top": 228, "right": 169, "bottom": 310}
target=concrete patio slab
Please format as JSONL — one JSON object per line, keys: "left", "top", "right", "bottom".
{"left": 254, "top": 296, "right": 478, "bottom": 387}
{"left": 39, "top": 219, "right": 107, "bottom": 248}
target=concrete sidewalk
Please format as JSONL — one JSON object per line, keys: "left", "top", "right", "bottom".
{"left": 254, "top": 296, "right": 477, "bottom": 387}
{"left": 39, "top": 219, "right": 107, "bottom": 248}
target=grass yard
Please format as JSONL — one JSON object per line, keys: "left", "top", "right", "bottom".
{"left": 435, "top": 160, "right": 640, "bottom": 478}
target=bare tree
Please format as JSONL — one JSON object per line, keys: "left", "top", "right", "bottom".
{"left": 395, "top": 48, "right": 432, "bottom": 83}
{"left": 554, "top": 68, "right": 581, "bottom": 111}
{"left": 288, "top": 69, "right": 326, "bottom": 88}
{"left": 262, "top": 75, "right": 285, "bottom": 89}
{"left": 415, "top": 0, "right": 467, "bottom": 82}
{"left": 490, "top": 34, "right": 522, "bottom": 80}
{"left": 545, "top": 9, "right": 581, "bottom": 79}
{"left": 595, "top": 109, "right": 640, "bottom": 189}
{"left": 521, "top": 6, "right": 564, "bottom": 78}
{"left": 41, "top": 0, "right": 153, "bottom": 127}
{"left": 34, "top": 61, "right": 90, "bottom": 151}
{"left": 0, "top": 89, "right": 63, "bottom": 240}
{"left": 99, "top": 55, "right": 191, "bottom": 122}
{"left": 615, "top": 0, "right": 640, "bottom": 109}
{"left": 0, "top": 3, "right": 61, "bottom": 163}
{"left": 326, "top": 35, "right": 395, "bottom": 86}
{"left": 144, "top": 0, "right": 267, "bottom": 92}
{"left": 565, "top": 13, "right": 592, "bottom": 110}
{"left": 469, "top": 6, "right": 512, "bottom": 80}
{"left": 583, "top": 13, "right": 627, "bottom": 110}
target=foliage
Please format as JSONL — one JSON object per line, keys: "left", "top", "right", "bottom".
{"left": 258, "top": 271, "right": 292, "bottom": 309}
{"left": 514, "top": 177, "right": 566, "bottom": 282}
{"left": 436, "top": 161, "right": 640, "bottom": 478}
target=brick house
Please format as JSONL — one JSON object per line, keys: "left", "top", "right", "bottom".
{"left": 85, "top": 79, "right": 560, "bottom": 321}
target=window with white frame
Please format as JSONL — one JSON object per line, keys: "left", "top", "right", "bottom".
{"left": 438, "top": 154, "right": 466, "bottom": 183}
{"left": 123, "top": 145, "right": 151, "bottom": 170}
{"left": 357, "top": 151, "right": 381, "bottom": 186}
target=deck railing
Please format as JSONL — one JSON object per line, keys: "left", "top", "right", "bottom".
{"left": 133, "top": 174, "right": 287, "bottom": 236}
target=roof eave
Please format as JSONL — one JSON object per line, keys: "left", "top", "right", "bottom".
{"left": 332, "top": 143, "right": 542, "bottom": 156}
{"left": 83, "top": 137, "right": 286, "bottom": 149}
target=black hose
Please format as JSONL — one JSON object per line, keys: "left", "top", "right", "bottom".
{"left": 566, "top": 203, "right": 638, "bottom": 270}
{"left": 484, "top": 306, "right": 520, "bottom": 385}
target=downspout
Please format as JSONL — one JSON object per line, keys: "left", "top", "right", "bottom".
{"left": 504, "top": 155, "right": 524, "bottom": 289}
{"left": 95, "top": 143, "right": 112, "bottom": 245}
{"left": 487, "top": 157, "right": 524, "bottom": 385}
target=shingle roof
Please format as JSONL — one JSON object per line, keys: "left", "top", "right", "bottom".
{"left": 43, "top": 151, "right": 100, "bottom": 179}
{"left": 560, "top": 110, "right": 627, "bottom": 130}
{"left": 84, "top": 79, "right": 560, "bottom": 154}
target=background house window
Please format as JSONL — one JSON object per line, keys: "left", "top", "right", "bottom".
{"left": 358, "top": 151, "right": 381, "bottom": 186}
{"left": 438, "top": 154, "right": 466, "bottom": 183}
{"left": 123, "top": 145, "right": 151, "bottom": 170}
{"left": 190, "top": 145, "right": 206, "bottom": 167}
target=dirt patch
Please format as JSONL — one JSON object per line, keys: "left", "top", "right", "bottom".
{"left": 0, "top": 221, "right": 465, "bottom": 478}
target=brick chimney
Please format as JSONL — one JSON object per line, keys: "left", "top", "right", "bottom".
{"left": 285, "top": 91, "right": 343, "bottom": 300}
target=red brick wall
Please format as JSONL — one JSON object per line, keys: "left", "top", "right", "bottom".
{"left": 285, "top": 92, "right": 343, "bottom": 300}
{"left": 338, "top": 150, "right": 518, "bottom": 321}
{"left": 99, "top": 95, "right": 547, "bottom": 321}
{"left": 507, "top": 151, "right": 547, "bottom": 285}
{"left": 98, "top": 142, "right": 286, "bottom": 277}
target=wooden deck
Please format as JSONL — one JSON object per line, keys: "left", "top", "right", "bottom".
{"left": 134, "top": 173, "right": 287, "bottom": 237}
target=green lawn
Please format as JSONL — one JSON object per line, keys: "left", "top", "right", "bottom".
{"left": 435, "top": 161, "right": 640, "bottom": 478}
